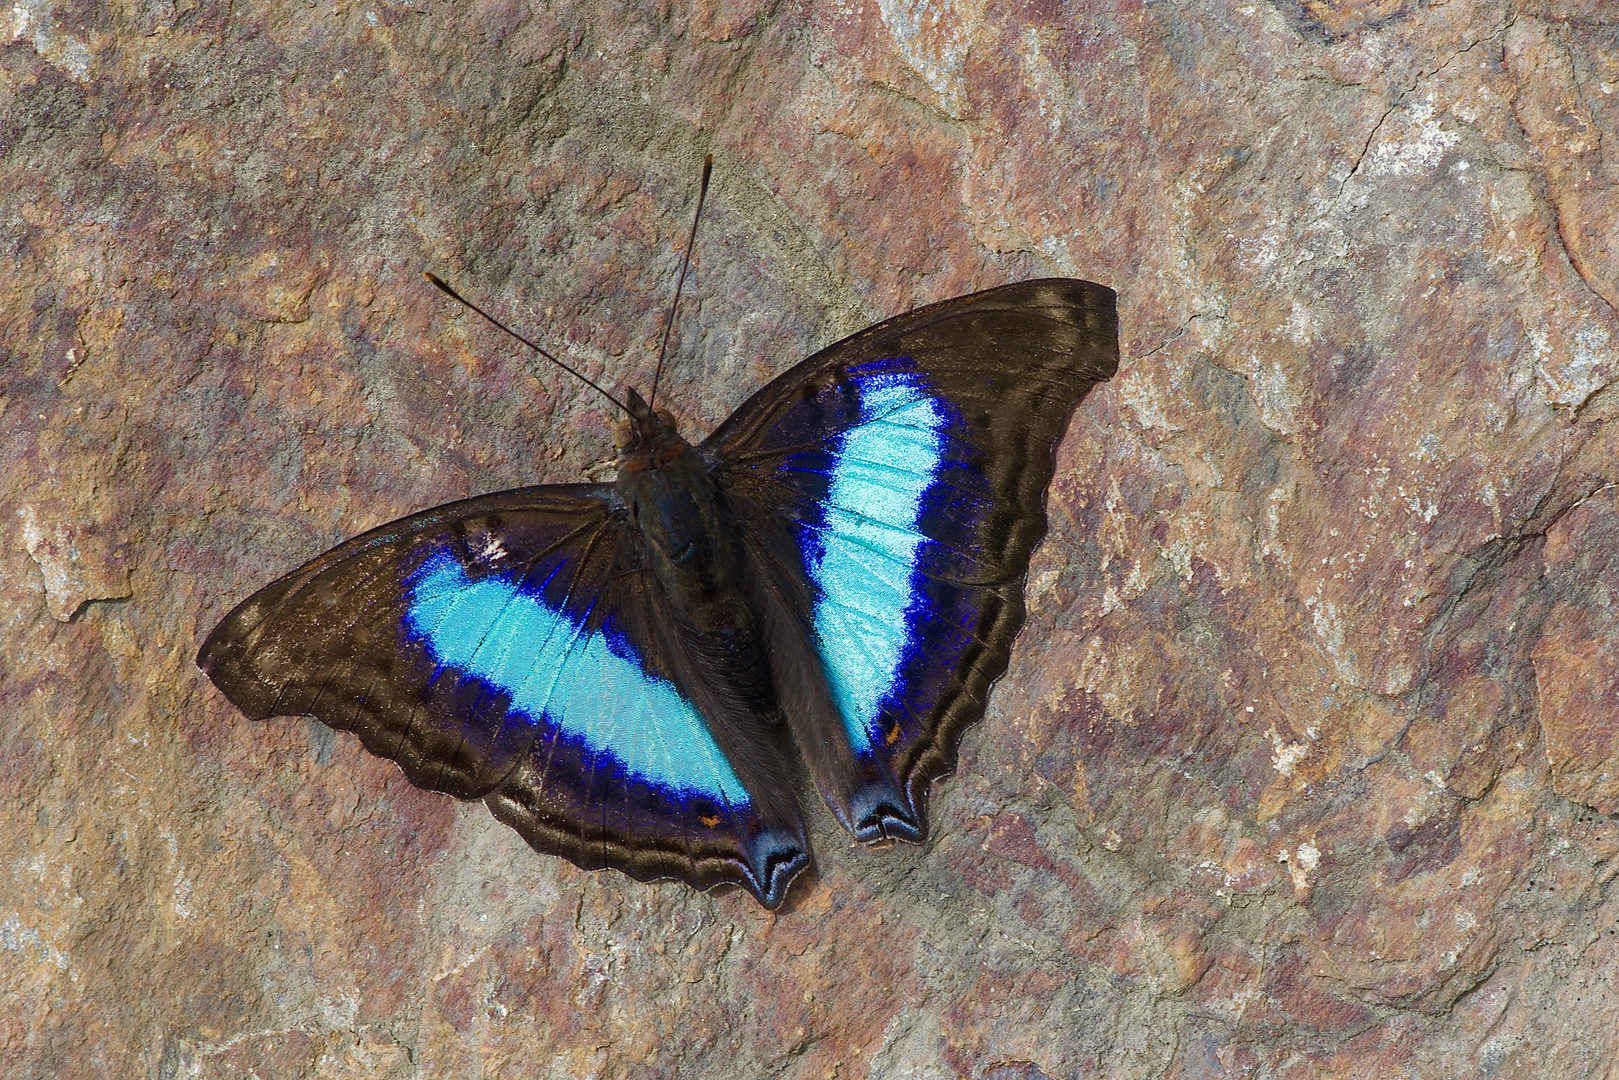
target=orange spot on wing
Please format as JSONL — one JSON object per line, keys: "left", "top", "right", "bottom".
{"left": 699, "top": 814, "right": 721, "bottom": 828}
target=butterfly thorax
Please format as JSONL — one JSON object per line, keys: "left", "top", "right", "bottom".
{"left": 613, "top": 390, "right": 747, "bottom": 625}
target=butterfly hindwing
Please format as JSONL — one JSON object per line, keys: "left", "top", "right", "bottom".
{"left": 197, "top": 486, "right": 810, "bottom": 907}
{"left": 707, "top": 278, "right": 1119, "bottom": 841}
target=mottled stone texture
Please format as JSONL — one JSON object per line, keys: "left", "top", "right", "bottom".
{"left": 3, "top": 0, "right": 1618, "bottom": 1076}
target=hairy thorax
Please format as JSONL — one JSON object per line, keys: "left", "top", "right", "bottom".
{"left": 613, "top": 402, "right": 747, "bottom": 634}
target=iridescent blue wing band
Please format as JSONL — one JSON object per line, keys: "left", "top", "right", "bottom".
{"left": 403, "top": 550, "right": 751, "bottom": 806}
{"left": 802, "top": 373, "right": 951, "bottom": 755}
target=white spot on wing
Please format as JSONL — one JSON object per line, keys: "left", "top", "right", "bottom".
{"left": 474, "top": 532, "right": 508, "bottom": 565}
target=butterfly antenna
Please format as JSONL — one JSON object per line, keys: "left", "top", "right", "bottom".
{"left": 649, "top": 153, "right": 713, "bottom": 410}
{"left": 423, "top": 272, "right": 630, "bottom": 416}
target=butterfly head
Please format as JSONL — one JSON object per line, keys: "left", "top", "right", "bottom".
{"left": 613, "top": 387, "right": 691, "bottom": 474}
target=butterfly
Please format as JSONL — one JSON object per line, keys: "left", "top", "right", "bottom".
{"left": 197, "top": 164, "right": 1118, "bottom": 909}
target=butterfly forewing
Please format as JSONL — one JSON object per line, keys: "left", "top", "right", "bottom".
{"left": 707, "top": 278, "right": 1119, "bottom": 840}
{"left": 198, "top": 486, "right": 809, "bottom": 907}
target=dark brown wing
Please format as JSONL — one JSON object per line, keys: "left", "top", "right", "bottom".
{"left": 197, "top": 484, "right": 808, "bottom": 907}
{"left": 704, "top": 278, "right": 1119, "bottom": 841}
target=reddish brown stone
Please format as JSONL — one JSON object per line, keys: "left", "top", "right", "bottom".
{"left": 5, "top": 0, "right": 1619, "bottom": 1077}
{"left": 1534, "top": 487, "right": 1619, "bottom": 812}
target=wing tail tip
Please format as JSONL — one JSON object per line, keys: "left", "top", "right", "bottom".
{"left": 849, "top": 790, "right": 927, "bottom": 846}
{"left": 743, "top": 830, "right": 813, "bottom": 910}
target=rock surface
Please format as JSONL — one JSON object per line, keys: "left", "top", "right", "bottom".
{"left": 3, "top": 0, "right": 1618, "bottom": 1076}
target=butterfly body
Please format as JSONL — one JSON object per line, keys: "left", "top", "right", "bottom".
{"left": 199, "top": 278, "right": 1119, "bottom": 908}
{"left": 614, "top": 391, "right": 762, "bottom": 664}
